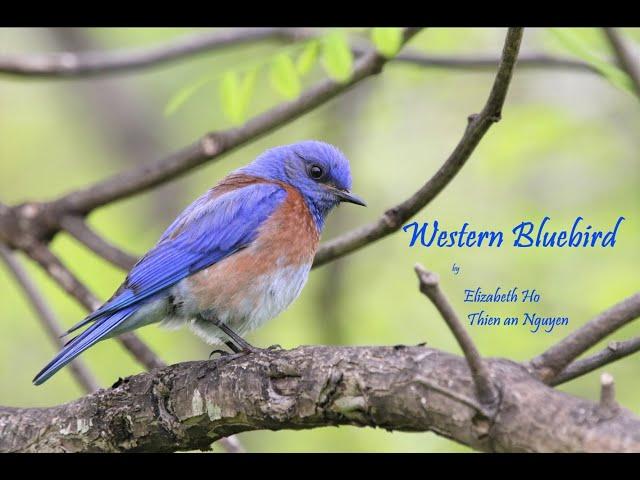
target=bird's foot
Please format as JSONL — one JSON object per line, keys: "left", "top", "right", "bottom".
{"left": 267, "top": 344, "right": 283, "bottom": 351}
{"left": 208, "top": 349, "right": 229, "bottom": 359}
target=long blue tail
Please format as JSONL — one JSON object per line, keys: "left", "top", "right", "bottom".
{"left": 33, "top": 307, "right": 135, "bottom": 385}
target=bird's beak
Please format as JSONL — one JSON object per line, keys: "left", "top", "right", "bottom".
{"left": 333, "top": 188, "right": 367, "bottom": 207}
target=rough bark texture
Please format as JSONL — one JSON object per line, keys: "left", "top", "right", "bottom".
{"left": 2, "top": 346, "right": 640, "bottom": 453}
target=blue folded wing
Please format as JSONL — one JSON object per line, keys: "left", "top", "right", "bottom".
{"left": 74, "top": 181, "right": 287, "bottom": 328}
{"left": 34, "top": 181, "right": 286, "bottom": 385}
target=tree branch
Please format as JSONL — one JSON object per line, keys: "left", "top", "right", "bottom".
{"left": 603, "top": 28, "right": 640, "bottom": 99}
{"left": 60, "top": 216, "right": 137, "bottom": 270}
{"left": 0, "top": 28, "right": 285, "bottom": 78}
{"left": 414, "top": 264, "right": 495, "bottom": 405}
{"left": 0, "top": 27, "right": 597, "bottom": 80}
{"left": 392, "top": 51, "right": 595, "bottom": 73}
{"left": 40, "top": 28, "right": 421, "bottom": 217}
{"left": 313, "top": 27, "right": 524, "bottom": 267}
{"left": 2, "top": 345, "right": 640, "bottom": 453}
{"left": 551, "top": 337, "right": 640, "bottom": 386}
{"left": 529, "top": 292, "right": 640, "bottom": 383}
{"left": 0, "top": 244, "right": 99, "bottom": 393}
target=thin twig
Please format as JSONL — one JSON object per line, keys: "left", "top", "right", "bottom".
{"left": 414, "top": 264, "right": 495, "bottom": 406}
{"left": 530, "top": 292, "right": 640, "bottom": 383}
{"left": 61, "top": 216, "right": 137, "bottom": 270}
{"left": 392, "top": 51, "right": 596, "bottom": 73}
{"left": 0, "top": 28, "right": 285, "bottom": 78}
{"left": 46, "top": 29, "right": 422, "bottom": 215}
{"left": 22, "top": 242, "right": 164, "bottom": 370}
{"left": 313, "top": 27, "right": 524, "bottom": 268}
{"left": 603, "top": 28, "right": 640, "bottom": 98}
{"left": 550, "top": 337, "right": 640, "bottom": 386}
{"left": 599, "top": 372, "right": 619, "bottom": 415}
{"left": 0, "top": 244, "right": 99, "bottom": 393}
{"left": 0, "top": 27, "right": 596, "bottom": 80}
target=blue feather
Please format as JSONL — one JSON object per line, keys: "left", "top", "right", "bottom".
{"left": 36, "top": 181, "right": 286, "bottom": 385}
{"left": 33, "top": 307, "right": 136, "bottom": 385}
{"left": 63, "top": 182, "right": 286, "bottom": 337}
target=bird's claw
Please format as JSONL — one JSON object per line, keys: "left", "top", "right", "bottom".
{"left": 208, "top": 349, "right": 229, "bottom": 359}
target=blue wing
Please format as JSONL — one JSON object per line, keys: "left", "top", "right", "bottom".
{"left": 33, "top": 180, "right": 286, "bottom": 385}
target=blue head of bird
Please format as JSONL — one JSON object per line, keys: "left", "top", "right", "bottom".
{"left": 237, "top": 140, "right": 366, "bottom": 230}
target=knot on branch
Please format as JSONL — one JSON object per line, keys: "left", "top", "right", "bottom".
{"left": 200, "top": 133, "right": 224, "bottom": 157}
{"left": 382, "top": 207, "right": 404, "bottom": 230}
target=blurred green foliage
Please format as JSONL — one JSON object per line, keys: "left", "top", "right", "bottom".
{"left": 0, "top": 28, "right": 639, "bottom": 452}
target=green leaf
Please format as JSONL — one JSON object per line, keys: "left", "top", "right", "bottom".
{"left": 371, "top": 28, "right": 403, "bottom": 58}
{"left": 219, "top": 71, "right": 244, "bottom": 125}
{"left": 164, "top": 75, "right": 212, "bottom": 116}
{"left": 321, "top": 31, "right": 354, "bottom": 82}
{"left": 548, "top": 28, "right": 634, "bottom": 94}
{"left": 296, "top": 41, "right": 320, "bottom": 75}
{"left": 237, "top": 69, "right": 257, "bottom": 121}
{"left": 269, "top": 53, "right": 301, "bottom": 99}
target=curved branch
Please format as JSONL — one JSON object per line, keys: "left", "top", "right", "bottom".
{"left": 392, "top": 51, "right": 596, "bottom": 72}
{"left": 0, "top": 244, "right": 99, "bottom": 393}
{"left": 529, "top": 292, "right": 640, "bottom": 383}
{"left": 0, "top": 26, "right": 596, "bottom": 80}
{"left": 23, "top": 242, "right": 164, "bottom": 370}
{"left": 60, "top": 216, "right": 137, "bottom": 270}
{"left": 47, "top": 28, "right": 422, "bottom": 216}
{"left": 313, "top": 27, "right": 523, "bottom": 267}
{"left": 603, "top": 28, "right": 640, "bottom": 98}
{"left": 551, "top": 337, "right": 640, "bottom": 386}
{"left": 2, "top": 345, "right": 640, "bottom": 453}
{"left": 0, "top": 28, "right": 285, "bottom": 78}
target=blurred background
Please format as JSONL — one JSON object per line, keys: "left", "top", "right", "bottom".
{"left": 0, "top": 28, "right": 638, "bottom": 452}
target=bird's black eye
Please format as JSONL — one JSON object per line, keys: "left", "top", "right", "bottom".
{"left": 308, "top": 164, "right": 324, "bottom": 180}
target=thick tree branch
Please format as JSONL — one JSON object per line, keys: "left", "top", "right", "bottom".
{"left": 529, "top": 292, "right": 640, "bottom": 383}
{"left": 0, "top": 244, "right": 99, "bottom": 393}
{"left": 551, "top": 337, "right": 640, "bottom": 386}
{"left": 2, "top": 345, "right": 640, "bottom": 453}
{"left": 0, "top": 28, "right": 285, "bottom": 78}
{"left": 414, "top": 265, "right": 495, "bottom": 405}
{"left": 313, "top": 27, "right": 523, "bottom": 267}
{"left": 603, "top": 28, "right": 640, "bottom": 99}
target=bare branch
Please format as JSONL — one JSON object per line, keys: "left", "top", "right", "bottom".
{"left": 1, "top": 26, "right": 597, "bottom": 81}
{"left": 551, "top": 337, "right": 640, "bottom": 386}
{"left": 0, "top": 28, "right": 285, "bottom": 78}
{"left": 603, "top": 28, "right": 640, "bottom": 98}
{"left": 40, "top": 29, "right": 421, "bottom": 217}
{"left": 599, "top": 372, "right": 619, "bottom": 417}
{"left": 529, "top": 292, "right": 640, "bottom": 383}
{"left": 392, "top": 50, "right": 596, "bottom": 73}
{"left": 313, "top": 27, "right": 524, "bottom": 267}
{"left": 2, "top": 345, "right": 640, "bottom": 453}
{"left": 414, "top": 264, "right": 495, "bottom": 405}
{"left": 60, "top": 216, "right": 137, "bottom": 270}
{"left": 0, "top": 244, "right": 99, "bottom": 393}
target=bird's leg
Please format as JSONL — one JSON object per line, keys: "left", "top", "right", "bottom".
{"left": 199, "top": 310, "right": 261, "bottom": 353}
{"left": 214, "top": 321, "right": 261, "bottom": 353}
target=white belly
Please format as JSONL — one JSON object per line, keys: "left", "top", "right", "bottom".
{"left": 161, "top": 262, "right": 312, "bottom": 344}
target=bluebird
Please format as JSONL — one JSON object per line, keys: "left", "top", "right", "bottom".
{"left": 33, "top": 140, "right": 365, "bottom": 385}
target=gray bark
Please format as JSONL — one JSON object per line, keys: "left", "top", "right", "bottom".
{"left": 2, "top": 345, "right": 639, "bottom": 453}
